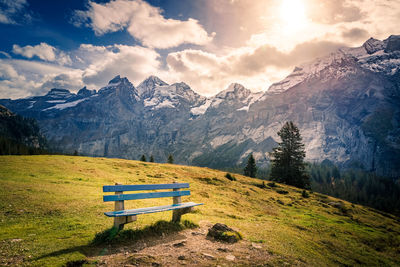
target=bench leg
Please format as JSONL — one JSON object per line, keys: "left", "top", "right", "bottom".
{"left": 114, "top": 215, "right": 137, "bottom": 230}
{"left": 172, "top": 207, "right": 194, "bottom": 223}
{"left": 114, "top": 217, "right": 126, "bottom": 230}
{"left": 172, "top": 210, "right": 182, "bottom": 223}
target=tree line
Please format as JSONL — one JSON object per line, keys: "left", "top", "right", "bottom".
{"left": 309, "top": 162, "right": 400, "bottom": 216}
{"left": 243, "top": 121, "right": 310, "bottom": 189}
{"left": 240, "top": 121, "right": 400, "bottom": 215}
{"left": 139, "top": 153, "right": 174, "bottom": 164}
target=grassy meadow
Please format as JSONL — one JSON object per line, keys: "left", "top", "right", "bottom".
{"left": 0, "top": 155, "right": 399, "bottom": 266}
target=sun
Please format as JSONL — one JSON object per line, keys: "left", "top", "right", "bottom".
{"left": 280, "top": 0, "right": 308, "bottom": 31}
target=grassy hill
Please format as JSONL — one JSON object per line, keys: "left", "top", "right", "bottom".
{"left": 0, "top": 155, "right": 399, "bottom": 266}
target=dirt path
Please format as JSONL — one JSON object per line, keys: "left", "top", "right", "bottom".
{"left": 92, "top": 221, "right": 273, "bottom": 266}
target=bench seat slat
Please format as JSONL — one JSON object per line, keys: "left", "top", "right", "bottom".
{"left": 104, "top": 202, "right": 203, "bottom": 217}
{"left": 103, "top": 183, "right": 189, "bottom": 192}
{"left": 103, "top": 190, "right": 190, "bottom": 202}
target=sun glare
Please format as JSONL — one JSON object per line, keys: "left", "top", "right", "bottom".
{"left": 280, "top": 0, "right": 308, "bottom": 31}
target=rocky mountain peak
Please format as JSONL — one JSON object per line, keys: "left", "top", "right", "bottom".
{"left": 99, "top": 75, "right": 135, "bottom": 95}
{"left": 107, "top": 75, "right": 131, "bottom": 86}
{"left": 362, "top": 37, "right": 385, "bottom": 54}
{"left": 137, "top": 75, "right": 168, "bottom": 97}
{"left": 45, "top": 88, "right": 74, "bottom": 99}
{"left": 384, "top": 35, "right": 400, "bottom": 52}
{"left": 171, "top": 82, "right": 193, "bottom": 93}
{"left": 77, "top": 86, "right": 96, "bottom": 97}
{"left": 216, "top": 83, "right": 250, "bottom": 99}
{"left": 108, "top": 75, "right": 121, "bottom": 84}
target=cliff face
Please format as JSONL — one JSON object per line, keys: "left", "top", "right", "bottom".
{"left": 1, "top": 36, "right": 399, "bottom": 176}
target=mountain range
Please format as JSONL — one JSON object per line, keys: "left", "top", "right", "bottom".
{"left": 1, "top": 35, "right": 399, "bottom": 177}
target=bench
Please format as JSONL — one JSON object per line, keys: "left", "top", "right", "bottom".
{"left": 103, "top": 182, "right": 203, "bottom": 230}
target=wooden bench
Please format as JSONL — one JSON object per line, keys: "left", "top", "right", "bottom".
{"left": 103, "top": 182, "right": 203, "bottom": 230}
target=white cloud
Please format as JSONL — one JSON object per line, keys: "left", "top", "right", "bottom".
{"left": 12, "top": 43, "right": 72, "bottom": 65}
{"left": 165, "top": 39, "right": 344, "bottom": 95}
{"left": 3, "top": 0, "right": 400, "bottom": 100}
{"left": 0, "top": 62, "right": 19, "bottom": 79}
{"left": 0, "top": 59, "right": 83, "bottom": 99}
{"left": 13, "top": 43, "right": 56, "bottom": 61}
{"left": 73, "top": 0, "right": 214, "bottom": 49}
{"left": 78, "top": 44, "right": 162, "bottom": 86}
{"left": 0, "top": 43, "right": 163, "bottom": 99}
{"left": 0, "top": 0, "right": 32, "bottom": 24}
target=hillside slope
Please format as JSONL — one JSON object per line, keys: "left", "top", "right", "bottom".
{"left": 0, "top": 155, "right": 399, "bottom": 266}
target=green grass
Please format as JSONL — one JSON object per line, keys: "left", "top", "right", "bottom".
{"left": 0, "top": 155, "right": 399, "bottom": 266}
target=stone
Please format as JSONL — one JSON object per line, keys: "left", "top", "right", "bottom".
{"left": 191, "top": 231, "right": 203, "bottom": 236}
{"left": 202, "top": 253, "right": 215, "bottom": 260}
{"left": 251, "top": 243, "right": 262, "bottom": 249}
{"left": 226, "top": 255, "right": 235, "bottom": 261}
{"left": 178, "top": 255, "right": 186, "bottom": 260}
{"left": 207, "top": 223, "right": 242, "bottom": 243}
{"left": 173, "top": 241, "right": 186, "bottom": 247}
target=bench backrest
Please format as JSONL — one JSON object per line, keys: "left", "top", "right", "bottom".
{"left": 103, "top": 183, "right": 190, "bottom": 202}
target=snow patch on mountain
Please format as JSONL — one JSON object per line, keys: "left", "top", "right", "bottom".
{"left": 216, "top": 83, "right": 251, "bottom": 100}
{"left": 137, "top": 75, "right": 168, "bottom": 97}
{"left": 191, "top": 99, "right": 212, "bottom": 115}
{"left": 210, "top": 135, "right": 236, "bottom": 149}
{"left": 237, "top": 92, "right": 264, "bottom": 112}
{"left": 265, "top": 35, "right": 400, "bottom": 96}
{"left": 46, "top": 100, "right": 66, "bottom": 103}
{"left": 44, "top": 98, "right": 88, "bottom": 111}
{"left": 267, "top": 50, "right": 357, "bottom": 95}
{"left": 139, "top": 76, "right": 205, "bottom": 110}
{"left": 27, "top": 101, "right": 36, "bottom": 109}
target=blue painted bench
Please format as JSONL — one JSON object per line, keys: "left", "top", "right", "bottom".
{"left": 103, "top": 182, "right": 203, "bottom": 230}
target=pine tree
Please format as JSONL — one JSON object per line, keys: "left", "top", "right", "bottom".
{"left": 140, "top": 154, "right": 147, "bottom": 162}
{"left": 167, "top": 154, "right": 174, "bottom": 164}
{"left": 244, "top": 153, "right": 257, "bottom": 178}
{"left": 270, "top": 121, "right": 310, "bottom": 189}
{"left": 149, "top": 155, "right": 154, "bottom": 162}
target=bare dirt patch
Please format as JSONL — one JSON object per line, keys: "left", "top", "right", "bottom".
{"left": 93, "top": 221, "right": 273, "bottom": 266}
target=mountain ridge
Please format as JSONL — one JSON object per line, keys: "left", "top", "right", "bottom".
{"left": 1, "top": 36, "right": 399, "bottom": 176}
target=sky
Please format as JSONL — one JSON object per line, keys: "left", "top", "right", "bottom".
{"left": 0, "top": 0, "right": 399, "bottom": 99}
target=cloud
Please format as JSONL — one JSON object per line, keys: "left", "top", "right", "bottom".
{"left": 166, "top": 40, "right": 344, "bottom": 95}
{"left": 341, "top": 27, "right": 369, "bottom": 41}
{"left": 12, "top": 43, "right": 72, "bottom": 65}
{"left": 0, "top": 59, "right": 83, "bottom": 99}
{"left": 0, "top": 43, "right": 163, "bottom": 99}
{"left": 13, "top": 43, "right": 56, "bottom": 61}
{"left": 78, "top": 44, "right": 162, "bottom": 86}
{"left": 305, "top": 0, "right": 364, "bottom": 24}
{"left": 0, "top": 0, "right": 32, "bottom": 24}
{"left": 2, "top": 37, "right": 345, "bottom": 99}
{"left": 0, "top": 61, "right": 19, "bottom": 80}
{"left": 40, "top": 72, "right": 85, "bottom": 92}
{"left": 0, "top": 51, "right": 11, "bottom": 58}
{"left": 73, "top": 0, "right": 214, "bottom": 49}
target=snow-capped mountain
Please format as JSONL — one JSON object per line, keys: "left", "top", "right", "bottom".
{"left": 139, "top": 76, "right": 205, "bottom": 110}
{"left": 267, "top": 35, "right": 400, "bottom": 95}
{"left": 1, "top": 35, "right": 399, "bottom": 177}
